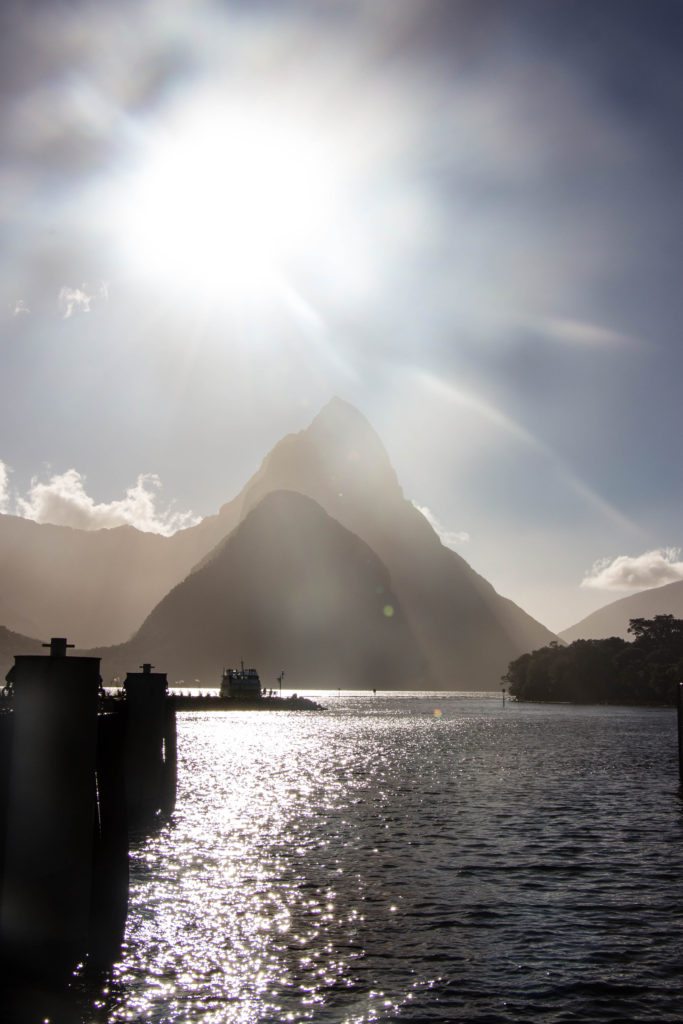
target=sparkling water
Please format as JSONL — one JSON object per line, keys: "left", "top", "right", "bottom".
{"left": 91, "top": 693, "right": 681, "bottom": 1023}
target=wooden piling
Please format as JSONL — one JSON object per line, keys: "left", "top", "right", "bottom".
{"left": 123, "top": 663, "right": 168, "bottom": 828}
{"left": 88, "top": 710, "right": 129, "bottom": 970}
{"left": 0, "top": 714, "right": 13, "bottom": 914}
{"left": 0, "top": 642, "right": 101, "bottom": 979}
{"left": 162, "top": 701, "right": 177, "bottom": 816}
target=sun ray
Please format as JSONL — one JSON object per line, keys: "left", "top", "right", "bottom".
{"left": 419, "top": 370, "right": 641, "bottom": 535}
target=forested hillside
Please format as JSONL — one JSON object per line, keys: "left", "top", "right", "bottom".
{"left": 504, "top": 615, "right": 683, "bottom": 705}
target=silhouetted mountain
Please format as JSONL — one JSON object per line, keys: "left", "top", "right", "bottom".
{"left": 0, "top": 625, "right": 43, "bottom": 680}
{"left": 560, "top": 579, "right": 683, "bottom": 642}
{"left": 94, "top": 490, "right": 428, "bottom": 689}
{"left": 0, "top": 397, "right": 556, "bottom": 687}
{"left": 0, "top": 507, "right": 235, "bottom": 646}
{"left": 220, "top": 397, "right": 556, "bottom": 688}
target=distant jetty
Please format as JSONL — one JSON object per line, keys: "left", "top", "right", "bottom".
{"left": 169, "top": 663, "right": 323, "bottom": 711}
{"left": 0, "top": 688, "right": 324, "bottom": 713}
{"left": 99, "top": 662, "right": 324, "bottom": 713}
{"left": 168, "top": 692, "right": 323, "bottom": 711}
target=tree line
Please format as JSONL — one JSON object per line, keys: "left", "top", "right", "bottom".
{"left": 503, "top": 615, "right": 683, "bottom": 705}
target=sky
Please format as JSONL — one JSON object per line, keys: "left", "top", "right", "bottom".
{"left": 1, "top": 0, "right": 682, "bottom": 633}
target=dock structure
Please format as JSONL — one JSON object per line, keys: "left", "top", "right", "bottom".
{"left": 123, "top": 663, "right": 176, "bottom": 827}
{"left": 0, "top": 639, "right": 177, "bottom": 992}
{"left": 0, "top": 638, "right": 101, "bottom": 979}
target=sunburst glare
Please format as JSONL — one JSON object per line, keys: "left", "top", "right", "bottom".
{"left": 110, "top": 93, "right": 353, "bottom": 311}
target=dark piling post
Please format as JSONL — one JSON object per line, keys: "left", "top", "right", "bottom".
{"left": 123, "top": 663, "right": 168, "bottom": 828}
{"left": 678, "top": 681, "right": 683, "bottom": 786}
{"left": 0, "top": 713, "right": 13, "bottom": 912}
{"left": 0, "top": 639, "right": 101, "bottom": 979}
{"left": 161, "top": 700, "right": 177, "bottom": 816}
{"left": 89, "top": 710, "right": 129, "bottom": 970}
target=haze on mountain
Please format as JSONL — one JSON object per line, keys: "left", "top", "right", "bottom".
{"left": 93, "top": 399, "right": 554, "bottom": 689}
{"left": 94, "top": 489, "right": 427, "bottom": 689}
{"left": 0, "top": 399, "right": 556, "bottom": 688}
{"left": 560, "top": 579, "right": 683, "bottom": 643}
{"left": 221, "top": 398, "right": 556, "bottom": 688}
{"left": 0, "top": 513, "right": 231, "bottom": 646}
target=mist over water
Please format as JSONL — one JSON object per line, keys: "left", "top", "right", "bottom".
{"left": 96, "top": 694, "right": 680, "bottom": 1022}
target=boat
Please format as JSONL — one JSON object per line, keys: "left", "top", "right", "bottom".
{"left": 220, "top": 662, "right": 262, "bottom": 701}
{"left": 167, "top": 664, "right": 323, "bottom": 711}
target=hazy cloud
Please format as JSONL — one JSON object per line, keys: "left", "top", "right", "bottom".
{"left": 581, "top": 548, "right": 683, "bottom": 591}
{"left": 15, "top": 469, "right": 200, "bottom": 535}
{"left": 0, "top": 462, "right": 9, "bottom": 513}
{"left": 11, "top": 299, "right": 30, "bottom": 316}
{"left": 525, "top": 316, "right": 635, "bottom": 349}
{"left": 413, "top": 502, "right": 470, "bottom": 547}
{"left": 58, "top": 282, "right": 108, "bottom": 318}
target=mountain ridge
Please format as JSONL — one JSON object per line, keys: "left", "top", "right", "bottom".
{"left": 0, "top": 397, "right": 557, "bottom": 687}
{"left": 227, "top": 398, "right": 556, "bottom": 687}
{"left": 560, "top": 579, "right": 683, "bottom": 642}
{"left": 0, "top": 504, "right": 236, "bottom": 646}
{"left": 91, "top": 489, "right": 429, "bottom": 689}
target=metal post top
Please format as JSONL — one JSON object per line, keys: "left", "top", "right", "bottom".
{"left": 124, "top": 663, "right": 168, "bottom": 687}
{"left": 41, "top": 638, "right": 75, "bottom": 658}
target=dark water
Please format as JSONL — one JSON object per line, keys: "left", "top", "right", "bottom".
{"left": 97, "top": 694, "right": 680, "bottom": 1023}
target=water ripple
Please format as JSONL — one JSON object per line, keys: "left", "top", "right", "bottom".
{"left": 92, "top": 697, "right": 682, "bottom": 1023}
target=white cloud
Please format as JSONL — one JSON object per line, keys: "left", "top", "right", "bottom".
{"left": 58, "top": 281, "right": 108, "bottom": 318}
{"left": 0, "top": 461, "right": 9, "bottom": 513}
{"left": 58, "top": 286, "right": 92, "bottom": 318}
{"left": 12, "top": 299, "right": 30, "bottom": 316}
{"left": 15, "top": 469, "right": 199, "bottom": 535}
{"left": 581, "top": 548, "right": 683, "bottom": 591}
{"left": 413, "top": 502, "right": 470, "bottom": 548}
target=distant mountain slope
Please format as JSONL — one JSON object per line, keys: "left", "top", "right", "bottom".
{"left": 94, "top": 490, "right": 428, "bottom": 689}
{"left": 560, "top": 579, "right": 683, "bottom": 642}
{"left": 0, "top": 504, "right": 237, "bottom": 647}
{"left": 207, "top": 397, "right": 556, "bottom": 689}
{"left": 0, "top": 625, "right": 43, "bottom": 681}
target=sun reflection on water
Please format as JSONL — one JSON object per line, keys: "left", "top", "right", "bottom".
{"left": 98, "top": 698, "right": 681, "bottom": 1024}
{"left": 110, "top": 711, "right": 413, "bottom": 1023}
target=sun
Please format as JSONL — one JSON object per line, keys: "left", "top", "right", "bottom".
{"left": 113, "top": 96, "right": 344, "bottom": 306}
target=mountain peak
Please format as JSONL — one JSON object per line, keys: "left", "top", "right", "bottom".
{"left": 306, "top": 396, "right": 389, "bottom": 461}
{"left": 235, "top": 395, "right": 403, "bottom": 535}
{"left": 318, "top": 395, "right": 356, "bottom": 414}
{"left": 310, "top": 396, "right": 377, "bottom": 435}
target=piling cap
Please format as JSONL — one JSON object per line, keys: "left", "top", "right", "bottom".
{"left": 123, "top": 662, "right": 168, "bottom": 694}
{"left": 42, "top": 638, "right": 75, "bottom": 658}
